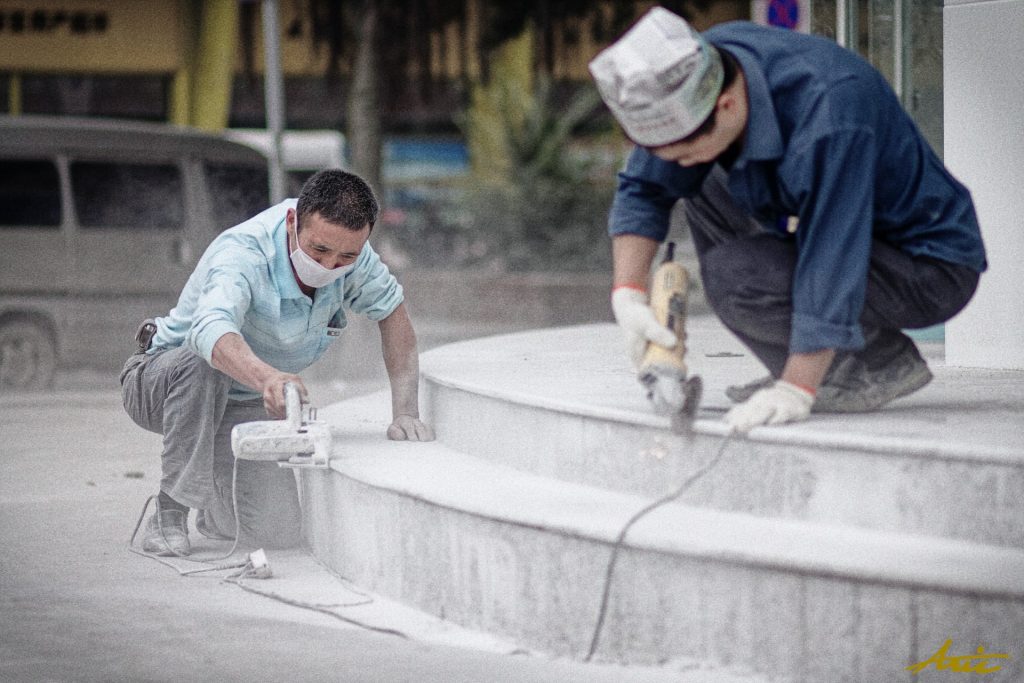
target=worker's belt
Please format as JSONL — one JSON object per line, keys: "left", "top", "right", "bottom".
{"left": 134, "top": 319, "right": 157, "bottom": 354}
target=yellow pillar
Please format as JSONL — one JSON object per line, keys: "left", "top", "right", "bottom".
{"left": 190, "top": 0, "right": 238, "bottom": 131}
{"left": 168, "top": 0, "right": 198, "bottom": 126}
{"left": 168, "top": 70, "right": 191, "bottom": 126}
{"left": 467, "top": 24, "right": 535, "bottom": 182}
{"left": 8, "top": 73, "right": 22, "bottom": 115}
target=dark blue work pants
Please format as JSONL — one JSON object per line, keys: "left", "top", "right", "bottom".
{"left": 684, "top": 165, "right": 979, "bottom": 377}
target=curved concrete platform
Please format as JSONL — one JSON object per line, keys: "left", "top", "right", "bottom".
{"left": 421, "top": 321, "right": 1024, "bottom": 547}
{"left": 301, "top": 321, "right": 1024, "bottom": 680}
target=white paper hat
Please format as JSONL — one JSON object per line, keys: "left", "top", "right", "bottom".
{"left": 589, "top": 7, "right": 724, "bottom": 147}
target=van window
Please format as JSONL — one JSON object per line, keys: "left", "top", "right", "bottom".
{"left": 204, "top": 163, "right": 270, "bottom": 230}
{"left": 71, "top": 161, "right": 184, "bottom": 229}
{"left": 0, "top": 159, "right": 61, "bottom": 227}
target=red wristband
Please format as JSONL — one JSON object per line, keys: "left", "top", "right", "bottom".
{"left": 612, "top": 282, "right": 647, "bottom": 294}
{"left": 787, "top": 381, "right": 817, "bottom": 397}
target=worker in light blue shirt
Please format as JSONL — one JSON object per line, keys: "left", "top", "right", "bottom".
{"left": 589, "top": 8, "right": 985, "bottom": 433}
{"left": 120, "top": 170, "right": 433, "bottom": 556}
{"left": 147, "top": 198, "right": 402, "bottom": 402}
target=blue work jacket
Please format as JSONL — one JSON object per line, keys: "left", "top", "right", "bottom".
{"left": 609, "top": 22, "right": 986, "bottom": 354}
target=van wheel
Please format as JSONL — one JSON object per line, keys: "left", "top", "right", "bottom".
{"left": 0, "top": 320, "right": 57, "bottom": 390}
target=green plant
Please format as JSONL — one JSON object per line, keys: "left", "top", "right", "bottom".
{"left": 457, "top": 75, "right": 619, "bottom": 272}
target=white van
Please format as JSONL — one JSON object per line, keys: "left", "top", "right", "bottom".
{"left": 0, "top": 116, "right": 271, "bottom": 389}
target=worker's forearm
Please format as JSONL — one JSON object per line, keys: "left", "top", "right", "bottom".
{"left": 780, "top": 349, "right": 836, "bottom": 392}
{"left": 210, "top": 332, "right": 277, "bottom": 392}
{"left": 379, "top": 304, "right": 421, "bottom": 419}
{"left": 386, "top": 353, "right": 420, "bottom": 419}
{"left": 612, "top": 234, "right": 661, "bottom": 289}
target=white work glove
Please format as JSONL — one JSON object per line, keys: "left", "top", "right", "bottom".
{"left": 724, "top": 380, "right": 814, "bottom": 434}
{"left": 611, "top": 286, "right": 678, "bottom": 368}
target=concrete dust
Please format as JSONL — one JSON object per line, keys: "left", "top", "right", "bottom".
{"left": 0, "top": 387, "right": 708, "bottom": 683}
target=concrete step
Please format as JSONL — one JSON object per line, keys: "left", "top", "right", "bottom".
{"left": 419, "top": 322, "right": 1024, "bottom": 548}
{"left": 301, "top": 392, "right": 1024, "bottom": 680}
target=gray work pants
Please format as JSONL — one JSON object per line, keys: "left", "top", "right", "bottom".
{"left": 120, "top": 346, "right": 301, "bottom": 548}
{"left": 684, "top": 165, "right": 980, "bottom": 377}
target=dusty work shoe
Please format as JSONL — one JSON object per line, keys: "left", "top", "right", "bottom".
{"left": 141, "top": 508, "right": 191, "bottom": 556}
{"left": 725, "top": 374, "right": 775, "bottom": 403}
{"left": 813, "top": 342, "right": 933, "bottom": 413}
{"left": 195, "top": 509, "right": 234, "bottom": 542}
{"left": 726, "top": 334, "right": 932, "bottom": 413}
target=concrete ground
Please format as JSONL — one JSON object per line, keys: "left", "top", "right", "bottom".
{"left": 0, "top": 379, "right": 702, "bottom": 683}
{"left": 4, "top": 313, "right": 1021, "bottom": 682}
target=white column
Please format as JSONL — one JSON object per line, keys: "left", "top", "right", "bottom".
{"left": 943, "top": 0, "right": 1024, "bottom": 369}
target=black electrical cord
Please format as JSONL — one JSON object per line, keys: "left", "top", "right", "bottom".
{"left": 224, "top": 575, "right": 408, "bottom": 639}
{"left": 584, "top": 429, "right": 735, "bottom": 662}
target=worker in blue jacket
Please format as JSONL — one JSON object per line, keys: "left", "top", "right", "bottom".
{"left": 589, "top": 8, "right": 985, "bottom": 433}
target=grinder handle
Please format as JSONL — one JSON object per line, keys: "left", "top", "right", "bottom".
{"left": 284, "top": 382, "right": 303, "bottom": 429}
{"left": 640, "top": 245, "right": 689, "bottom": 373}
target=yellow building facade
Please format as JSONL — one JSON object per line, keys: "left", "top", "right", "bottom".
{"left": 0, "top": 1, "right": 748, "bottom": 131}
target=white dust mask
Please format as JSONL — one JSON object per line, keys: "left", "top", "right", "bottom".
{"left": 289, "top": 231, "right": 357, "bottom": 289}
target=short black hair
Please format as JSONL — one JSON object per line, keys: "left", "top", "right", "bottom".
{"left": 675, "top": 46, "right": 740, "bottom": 144}
{"left": 296, "top": 169, "right": 379, "bottom": 232}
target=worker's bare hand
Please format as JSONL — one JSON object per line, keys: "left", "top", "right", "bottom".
{"left": 387, "top": 415, "right": 435, "bottom": 441}
{"left": 261, "top": 374, "right": 308, "bottom": 418}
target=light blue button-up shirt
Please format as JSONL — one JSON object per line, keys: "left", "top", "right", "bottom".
{"left": 150, "top": 199, "right": 403, "bottom": 400}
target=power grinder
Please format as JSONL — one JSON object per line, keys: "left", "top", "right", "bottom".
{"left": 638, "top": 242, "right": 703, "bottom": 433}
{"left": 231, "top": 382, "right": 332, "bottom": 469}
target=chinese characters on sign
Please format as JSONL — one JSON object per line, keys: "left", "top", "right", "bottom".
{"left": 0, "top": 9, "right": 108, "bottom": 35}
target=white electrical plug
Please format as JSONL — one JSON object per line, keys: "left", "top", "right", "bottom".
{"left": 247, "top": 548, "right": 273, "bottom": 579}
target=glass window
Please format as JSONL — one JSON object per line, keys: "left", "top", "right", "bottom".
{"left": 903, "top": 1, "right": 944, "bottom": 154}
{"left": 0, "top": 159, "right": 62, "bottom": 227}
{"left": 71, "top": 161, "right": 184, "bottom": 229}
{"left": 204, "top": 164, "right": 270, "bottom": 230}
{"left": 810, "top": 0, "right": 944, "bottom": 155}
